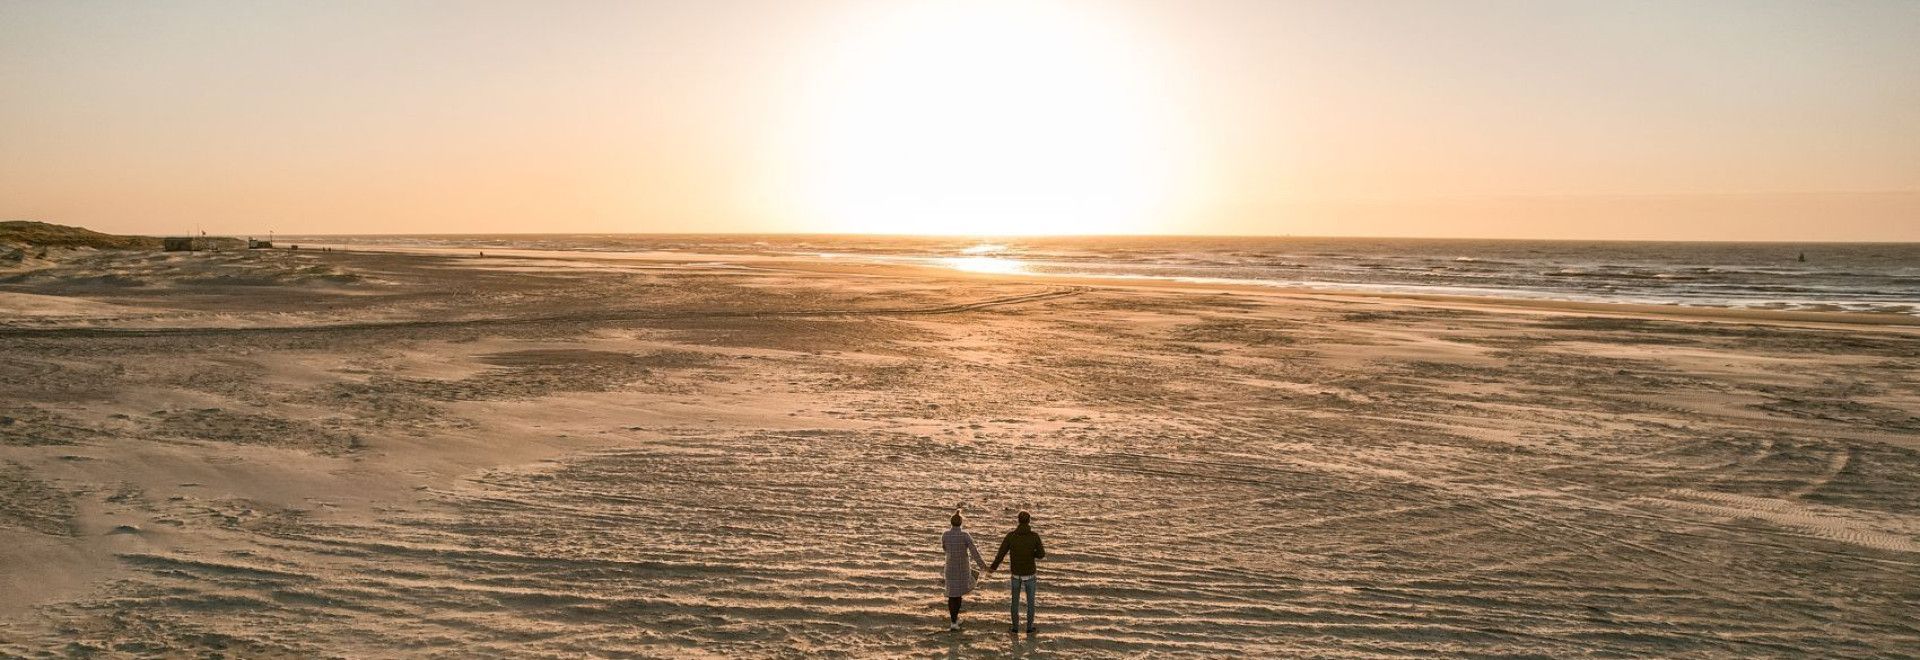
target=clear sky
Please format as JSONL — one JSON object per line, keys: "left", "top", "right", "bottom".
{"left": 3, "top": 0, "right": 1916, "bottom": 240}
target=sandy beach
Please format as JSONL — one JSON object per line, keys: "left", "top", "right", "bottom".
{"left": 2, "top": 245, "right": 1917, "bottom": 657}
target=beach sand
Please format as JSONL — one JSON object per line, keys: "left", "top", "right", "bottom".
{"left": 1, "top": 246, "right": 1917, "bottom": 657}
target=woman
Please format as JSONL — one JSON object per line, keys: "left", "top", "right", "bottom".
{"left": 942, "top": 509, "right": 990, "bottom": 631}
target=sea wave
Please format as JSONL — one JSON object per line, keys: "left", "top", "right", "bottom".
{"left": 286, "top": 234, "right": 1920, "bottom": 315}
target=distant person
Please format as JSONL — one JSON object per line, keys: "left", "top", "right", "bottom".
{"left": 989, "top": 510, "right": 1046, "bottom": 633}
{"left": 942, "top": 510, "right": 989, "bottom": 631}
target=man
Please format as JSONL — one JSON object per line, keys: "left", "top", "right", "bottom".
{"left": 988, "top": 510, "right": 1046, "bottom": 633}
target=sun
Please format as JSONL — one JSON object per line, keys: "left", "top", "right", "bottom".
{"left": 784, "top": 0, "right": 1191, "bottom": 236}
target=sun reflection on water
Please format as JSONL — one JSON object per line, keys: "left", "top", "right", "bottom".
{"left": 939, "top": 256, "right": 1027, "bottom": 274}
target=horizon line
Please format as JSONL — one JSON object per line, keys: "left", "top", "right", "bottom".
{"left": 265, "top": 230, "right": 1920, "bottom": 245}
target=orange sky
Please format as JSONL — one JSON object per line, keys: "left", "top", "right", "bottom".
{"left": 2, "top": 0, "right": 1916, "bottom": 240}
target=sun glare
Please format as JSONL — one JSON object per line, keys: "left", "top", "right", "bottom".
{"left": 788, "top": 1, "right": 1191, "bottom": 236}
{"left": 939, "top": 256, "right": 1028, "bottom": 274}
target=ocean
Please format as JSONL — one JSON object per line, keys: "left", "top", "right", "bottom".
{"left": 293, "top": 234, "right": 1920, "bottom": 316}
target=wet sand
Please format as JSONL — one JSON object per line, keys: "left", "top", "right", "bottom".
{"left": 2, "top": 246, "right": 1917, "bottom": 657}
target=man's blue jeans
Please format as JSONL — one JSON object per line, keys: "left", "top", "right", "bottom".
{"left": 1009, "top": 575, "right": 1036, "bottom": 629}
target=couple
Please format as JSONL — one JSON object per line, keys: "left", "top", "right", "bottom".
{"left": 942, "top": 509, "right": 1046, "bottom": 633}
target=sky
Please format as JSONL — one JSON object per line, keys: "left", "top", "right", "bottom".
{"left": 2, "top": 0, "right": 1916, "bottom": 240}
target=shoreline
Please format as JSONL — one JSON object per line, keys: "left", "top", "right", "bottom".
{"left": 319, "top": 243, "right": 1920, "bottom": 329}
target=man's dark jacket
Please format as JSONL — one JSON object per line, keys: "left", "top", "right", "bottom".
{"left": 990, "top": 522, "right": 1046, "bottom": 576}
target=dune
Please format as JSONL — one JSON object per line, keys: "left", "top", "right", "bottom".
{"left": 0, "top": 245, "right": 1915, "bottom": 657}
{"left": 0, "top": 221, "right": 166, "bottom": 251}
